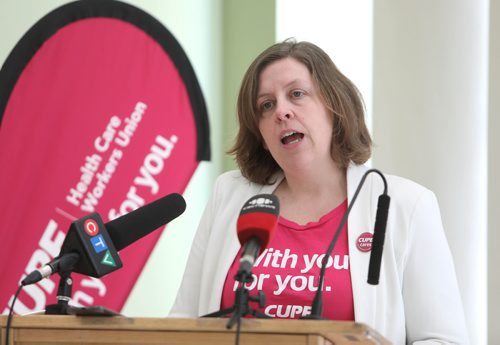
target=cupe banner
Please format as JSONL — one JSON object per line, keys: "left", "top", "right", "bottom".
{"left": 0, "top": 0, "right": 210, "bottom": 315}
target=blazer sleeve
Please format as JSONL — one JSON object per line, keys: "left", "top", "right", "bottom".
{"left": 168, "top": 177, "right": 219, "bottom": 317}
{"left": 402, "top": 189, "right": 469, "bottom": 344}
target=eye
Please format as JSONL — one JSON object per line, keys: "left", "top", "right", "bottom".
{"left": 259, "top": 100, "right": 274, "bottom": 112}
{"left": 291, "top": 90, "right": 304, "bottom": 98}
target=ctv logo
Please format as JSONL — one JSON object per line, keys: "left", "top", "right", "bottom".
{"left": 86, "top": 220, "right": 117, "bottom": 267}
{"left": 84, "top": 219, "right": 99, "bottom": 236}
{"left": 82, "top": 216, "right": 109, "bottom": 256}
{"left": 90, "top": 234, "right": 108, "bottom": 253}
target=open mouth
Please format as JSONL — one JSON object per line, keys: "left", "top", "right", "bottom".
{"left": 281, "top": 131, "right": 304, "bottom": 145}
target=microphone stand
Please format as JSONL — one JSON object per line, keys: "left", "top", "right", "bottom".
{"left": 45, "top": 270, "right": 76, "bottom": 315}
{"left": 44, "top": 271, "right": 119, "bottom": 316}
{"left": 202, "top": 268, "right": 270, "bottom": 329}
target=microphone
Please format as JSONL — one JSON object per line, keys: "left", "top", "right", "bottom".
{"left": 236, "top": 194, "right": 280, "bottom": 276}
{"left": 22, "top": 193, "right": 186, "bottom": 286}
{"left": 200, "top": 194, "right": 279, "bottom": 322}
{"left": 305, "top": 169, "right": 390, "bottom": 319}
{"left": 367, "top": 194, "right": 391, "bottom": 284}
{"left": 106, "top": 193, "right": 186, "bottom": 251}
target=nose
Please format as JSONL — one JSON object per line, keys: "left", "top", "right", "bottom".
{"left": 275, "top": 101, "right": 294, "bottom": 122}
{"left": 277, "top": 112, "right": 291, "bottom": 121}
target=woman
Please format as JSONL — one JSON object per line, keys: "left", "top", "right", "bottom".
{"left": 170, "top": 40, "right": 469, "bottom": 344}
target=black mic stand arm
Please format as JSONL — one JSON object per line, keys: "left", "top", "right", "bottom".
{"left": 202, "top": 264, "right": 269, "bottom": 329}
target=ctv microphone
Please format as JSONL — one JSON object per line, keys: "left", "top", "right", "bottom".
{"left": 236, "top": 194, "right": 280, "bottom": 276}
{"left": 22, "top": 193, "right": 186, "bottom": 286}
{"left": 106, "top": 192, "right": 186, "bottom": 251}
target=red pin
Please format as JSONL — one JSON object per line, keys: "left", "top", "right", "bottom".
{"left": 356, "top": 232, "right": 373, "bottom": 252}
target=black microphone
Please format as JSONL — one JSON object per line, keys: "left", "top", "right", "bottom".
{"left": 367, "top": 194, "right": 391, "bottom": 284}
{"left": 22, "top": 212, "right": 122, "bottom": 286}
{"left": 106, "top": 193, "right": 186, "bottom": 251}
{"left": 22, "top": 193, "right": 186, "bottom": 286}
{"left": 236, "top": 194, "right": 280, "bottom": 276}
{"left": 305, "top": 169, "right": 390, "bottom": 319}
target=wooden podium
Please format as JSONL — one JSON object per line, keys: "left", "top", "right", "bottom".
{"left": 0, "top": 315, "right": 390, "bottom": 344}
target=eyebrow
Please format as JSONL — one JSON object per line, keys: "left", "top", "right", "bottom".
{"left": 257, "top": 79, "right": 307, "bottom": 100}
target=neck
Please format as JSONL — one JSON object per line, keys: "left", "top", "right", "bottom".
{"left": 282, "top": 162, "right": 347, "bottom": 198}
{"left": 275, "top": 162, "right": 348, "bottom": 224}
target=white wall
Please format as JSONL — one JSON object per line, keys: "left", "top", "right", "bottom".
{"left": 0, "top": 0, "right": 223, "bottom": 317}
{"left": 488, "top": 0, "right": 500, "bottom": 343}
{"left": 276, "top": 0, "right": 373, "bottom": 132}
{"left": 372, "top": 1, "right": 489, "bottom": 344}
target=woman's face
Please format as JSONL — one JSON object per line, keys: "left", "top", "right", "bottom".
{"left": 257, "top": 57, "right": 334, "bottom": 173}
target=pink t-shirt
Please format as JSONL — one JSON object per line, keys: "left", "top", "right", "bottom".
{"left": 221, "top": 200, "right": 354, "bottom": 320}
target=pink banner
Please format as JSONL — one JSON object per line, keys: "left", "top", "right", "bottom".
{"left": 0, "top": 1, "right": 209, "bottom": 314}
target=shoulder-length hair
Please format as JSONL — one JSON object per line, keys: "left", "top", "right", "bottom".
{"left": 228, "top": 40, "right": 372, "bottom": 185}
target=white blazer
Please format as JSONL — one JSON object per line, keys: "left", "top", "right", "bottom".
{"left": 170, "top": 164, "right": 469, "bottom": 344}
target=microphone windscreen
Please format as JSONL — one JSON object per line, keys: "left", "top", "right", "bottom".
{"left": 236, "top": 194, "right": 280, "bottom": 253}
{"left": 367, "top": 194, "right": 390, "bottom": 284}
{"left": 373, "top": 194, "right": 390, "bottom": 232}
{"left": 106, "top": 193, "right": 186, "bottom": 251}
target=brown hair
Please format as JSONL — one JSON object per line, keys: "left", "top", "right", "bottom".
{"left": 228, "top": 40, "right": 372, "bottom": 185}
